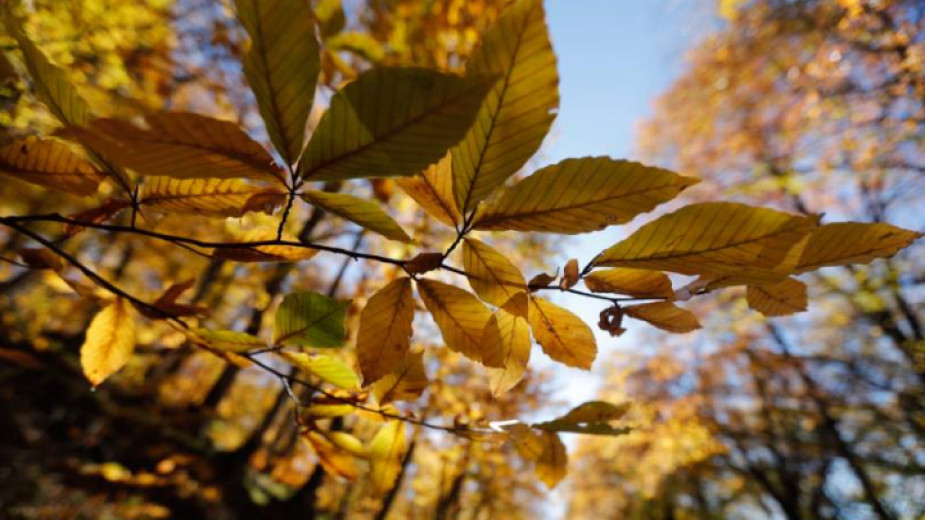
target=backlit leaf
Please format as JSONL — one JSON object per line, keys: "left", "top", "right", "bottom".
{"left": 140, "top": 177, "right": 285, "bottom": 218}
{"left": 281, "top": 352, "right": 359, "bottom": 390}
{"left": 368, "top": 420, "right": 407, "bottom": 494}
{"left": 533, "top": 401, "right": 633, "bottom": 437}
{"left": 80, "top": 298, "right": 136, "bottom": 386}
{"left": 594, "top": 202, "right": 816, "bottom": 275}
{"left": 795, "top": 222, "right": 922, "bottom": 273}
{"left": 623, "top": 302, "right": 700, "bottom": 333}
{"left": 584, "top": 268, "right": 673, "bottom": 299}
{"left": 300, "top": 190, "right": 412, "bottom": 243}
{"left": 395, "top": 153, "right": 461, "bottom": 227}
{"left": 462, "top": 238, "right": 526, "bottom": 308}
{"left": 453, "top": 0, "right": 559, "bottom": 213}
{"left": 212, "top": 230, "right": 319, "bottom": 263}
{"left": 416, "top": 279, "right": 494, "bottom": 365}
{"left": 187, "top": 329, "right": 266, "bottom": 353}
{"left": 528, "top": 296, "right": 596, "bottom": 369}
{"left": 304, "top": 431, "right": 361, "bottom": 481}
{"left": 746, "top": 278, "right": 808, "bottom": 317}
{"left": 535, "top": 431, "right": 567, "bottom": 489}
{"left": 474, "top": 158, "right": 698, "bottom": 233}
{"left": 299, "top": 68, "right": 494, "bottom": 181}
{"left": 372, "top": 350, "right": 428, "bottom": 404}
{"left": 0, "top": 137, "right": 104, "bottom": 196}
{"left": 66, "top": 113, "right": 285, "bottom": 183}
{"left": 274, "top": 291, "right": 349, "bottom": 347}
{"left": 235, "top": 0, "right": 320, "bottom": 164}
{"left": 357, "top": 278, "right": 415, "bottom": 385}
{"left": 485, "top": 294, "right": 531, "bottom": 396}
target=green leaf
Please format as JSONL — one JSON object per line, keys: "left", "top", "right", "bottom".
{"left": 235, "top": 0, "right": 320, "bottom": 164}
{"left": 452, "top": 0, "right": 559, "bottom": 214}
{"left": 473, "top": 158, "right": 698, "bottom": 233}
{"left": 594, "top": 202, "right": 816, "bottom": 276}
{"left": 274, "top": 291, "right": 349, "bottom": 347}
{"left": 298, "top": 67, "right": 495, "bottom": 181}
{"left": 280, "top": 352, "right": 359, "bottom": 390}
{"left": 300, "top": 190, "right": 412, "bottom": 243}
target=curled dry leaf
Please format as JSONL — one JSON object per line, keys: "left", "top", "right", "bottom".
{"left": 560, "top": 259, "right": 579, "bottom": 289}
{"left": 404, "top": 252, "right": 444, "bottom": 275}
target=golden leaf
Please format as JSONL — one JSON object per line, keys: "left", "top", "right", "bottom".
{"left": 452, "top": 0, "right": 559, "bottom": 213}
{"left": 485, "top": 294, "right": 532, "bottom": 396}
{"left": 80, "top": 298, "right": 136, "bottom": 386}
{"left": 0, "top": 137, "right": 104, "bottom": 196}
{"left": 623, "top": 302, "right": 700, "bottom": 333}
{"left": 535, "top": 431, "right": 567, "bottom": 489}
{"left": 300, "top": 190, "right": 412, "bottom": 243}
{"left": 746, "top": 278, "right": 808, "bottom": 317}
{"left": 140, "top": 177, "right": 285, "bottom": 218}
{"left": 474, "top": 158, "right": 698, "bottom": 233}
{"left": 372, "top": 350, "right": 428, "bottom": 404}
{"left": 280, "top": 352, "right": 360, "bottom": 391}
{"left": 795, "top": 222, "right": 922, "bottom": 273}
{"left": 417, "top": 279, "right": 494, "bottom": 364}
{"left": 528, "top": 296, "right": 596, "bottom": 369}
{"left": 304, "top": 431, "right": 361, "bottom": 481}
{"left": 584, "top": 268, "right": 674, "bottom": 299}
{"left": 395, "top": 153, "right": 461, "bottom": 227}
{"left": 368, "top": 420, "right": 407, "bottom": 494}
{"left": 357, "top": 278, "right": 415, "bottom": 385}
{"left": 462, "top": 238, "right": 526, "bottom": 308}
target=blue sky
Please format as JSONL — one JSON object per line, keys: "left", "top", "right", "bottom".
{"left": 530, "top": 0, "right": 708, "bottom": 409}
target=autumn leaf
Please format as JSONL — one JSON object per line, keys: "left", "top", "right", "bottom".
{"left": 560, "top": 259, "right": 579, "bottom": 289}
{"left": 140, "top": 177, "right": 285, "bottom": 218}
{"left": 357, "top": 278, "right": 415, "bottom": 385}
{"left": 462, "top": 238, "right": 526, "bottom": 308}
{"left": 0, "top": 137, "right": 104, "bottom": 196}
{"left": 528, "top": 296, "right": 596, "bottom": 369}
{"left": 584, "top": 268, "right": 674, "bottom": 299}
{"left": 623, "top": 302, "right": 700, "bottom": 333}
{"left": 80, "top": 298, "right": 136, "bottom": 386}
{"left": 235, "top": 0, "right": 320, "bottom": 165}
{"left": 274, "top": 291, "right": 349, "bottom": 347}
{"left": 304, "top": 431, "right": 361, "bottom": 481}
{"left": 473, "top": 158, "right": 698, "bottom": 233}
{"left": 795, "top": 222, "right": 922, "bottom": 273}
{"left": 395, "top": 153, "right": 461, "bottom": 227}
{"left": 594, "top": 202, "right": 816, "bottom": 276}
{"left": 416, "top": 279, "right": 495, "bottom": 365}
{"left": 484, "top": 294, "right": 532, "bottom": 396}
{"left": 187, "top": 329, "right": 267, "bottom": 353}
{"left": 453, "top": 0, "right": 558, "bottom": 213}
{"left": 534, "top": 401, "right": 633, "bottom": 437}
{"left": 368, "top": 420, "right": 407, "bottom": 494}
{"left": 66, "top": 113, "right": 285, "bottom": 183}
{"left": 211, "top": 230, "right": 318, "bottom": 263}
{"left": 299, "top": 68, "right": 495, "bottom": 181}
{"left": 372, "top": 350, "right": 428, "bottom": 404}
{"left": 300, "top": 190, "right": 412, "bottom": 243}
{"left": 280, "top": 352, "right": 360, "bottom": 391}
{"left": 746, "top": 278, "right": 808, "bottom": 317}
{"left": 535, "top": 431, "right": 567, "bottom": 489}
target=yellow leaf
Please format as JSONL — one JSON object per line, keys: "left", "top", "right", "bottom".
{"left": 594, "top": 202, "right": 815, "bottom": 276}
{"left": 281, "top": 352, "right": 359, "bottom": 390}
{"left": 462, "top": 238, "right": 526, "bottom": 308}
{"left": 304, "top": 431, "right": 361, "bottom": 481}
{"left": 357, "top": 278, "right": 415, "bottom": 385}
{"left": 212, "top": 230, "right": 319, "bottom": 263}
{"left": 395, "top": 153, "right": 461, "bottom": 227}
{"left": 623, "top": 302, "right": 700, "bottom": 333}
{"left": 533, "top": 401, "right": 633, "bottom": 437}
{"left": 416, "top": 279, "right": 494, "bottom": 364}
{"left": 80, "top": 298, "right": 136, "bottom": 386}
{"left": 0, "top": 137, "right": 104, "bottom": 196}
{"left": 299, "top": 68, "right": 495, "bottom": 181}
{"left": 187, "top": 329, "right": 266, "bottom": 353}
{"left": 560, "top": 258, "right": 579, "bottom": 289}
{"left": 2, "top": 12, "right": 90, "bottom": 127}
{"left": 795, "top": 222, "right": 922, "bottom": 273}
{"left": 235, "top": 0, "right": 320, "bottom": 164}
{"left": 528, "top": 296, "right": 596, "bottom": 369}
{"left": 746, "top": 278, "right": 808, "bottom": 317}
{"left": 66, "top": 113, "right": 285, "bottom": 183}
{"left": 508, "top": 423, "right": 545, "bottom": 461}
{"left": 372, "top": 350, "right": 428, "bottom": 404}
{"left": 535, "top": 431, "right": 567, "bottom": 489}
{"left": 453, "top": 0, "right": 559, "bottom": 213}
{"left": 474, "top": 158, "right": 698, "bottom": 233}
{"left": 485, "top": 294, "right": 531, "bottom": 396}
{"left": 584, "top": 268, "right": 673, "bottom": 299}
{"left": 140, "top": 177, "right": 285, "bottom": 218}
{"left": 300, "top": 190, "right": 412, "bottom": 243}
{"left": 368, "top": 420, "right": 407, "bottom": 494}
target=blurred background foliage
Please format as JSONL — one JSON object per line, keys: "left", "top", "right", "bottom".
{"left": 1, "top": 0, "right": 923, "bottom": 519}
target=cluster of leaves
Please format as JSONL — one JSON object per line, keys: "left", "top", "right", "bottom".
{"left": 0, "top": 0, "right": 920, "bottom": 491}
